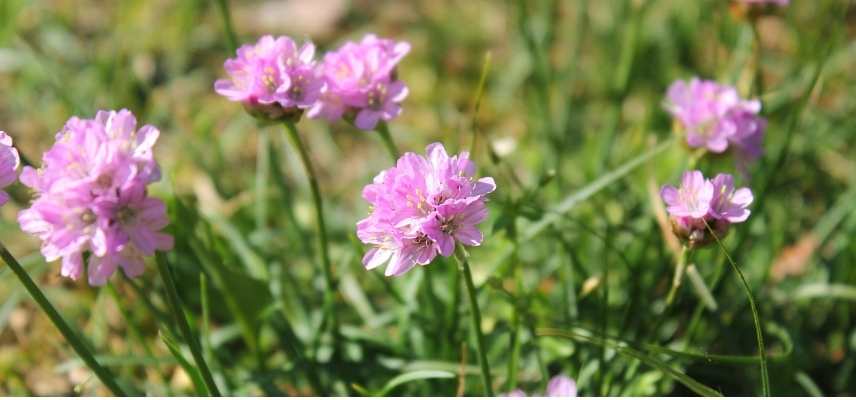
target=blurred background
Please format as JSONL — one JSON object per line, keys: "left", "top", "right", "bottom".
{"left": 0, "top": 0, "right": 854, "bottom": 396}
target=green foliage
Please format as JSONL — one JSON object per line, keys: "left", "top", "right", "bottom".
{"left": 0, "top": 0, "right": 854, "bottom": 396}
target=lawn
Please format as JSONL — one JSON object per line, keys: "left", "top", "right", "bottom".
{"left": 0, "top": 0, "right": 854, "bottom": 396}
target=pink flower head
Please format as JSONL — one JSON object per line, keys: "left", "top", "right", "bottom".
{"left": 660, "top": 170, "right": 714, "bottom": 219}
{"left": 215, "top": 35, "right": 322, "bottom": 120}
{"left": 18, "top": 110, "right": 173, "bottom": 286}
{"left": 709, "top": 173, "right": 753, "bottom": 223}
{"left": 308, "top": 34, "right": 410, "bottom": 130}
{"left": 660, "top": 170, "right": 753, "bottom": 247}
{"left": 357, "top": 142, "right": 494, "bottom": 277}
{"left": 0, "top": 132, "right": 20, "bottom": 206}
{"left": 503, "top": 375, "right": 577, "bottom": 397}
{"left": 665, "top": 78, "right": 766, "bottom": 168}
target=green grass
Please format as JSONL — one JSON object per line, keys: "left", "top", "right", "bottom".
{"left": 0, "top": 0, "right": 854, "bottom": 396}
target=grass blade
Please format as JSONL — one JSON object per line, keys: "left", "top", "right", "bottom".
{"left": 377, "top": 370, "right": 456, "bottom": 396}
{"left": 0, "top": 243, "right": 130, "bottom": 396}
{"left": 156, "top": 253, "right": 222, "bottom": 396}
{"left": 522, "top": 138, "right": 674, "bottom": 242}
{"left": 538, "top": 328, "right": 722, "bottom": 397}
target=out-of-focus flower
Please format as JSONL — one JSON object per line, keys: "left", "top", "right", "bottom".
{"left": 0, "top": 132, "right": 20, "bottom": 206}
{"left": 664, "top": 78, "right": 766, "bottom": 170}
{"left": 308, "top": 34, "right": 410, "bottom": 130}
{"left": 503, "top": 375, "right": 578, "bottom": 397}
{"left": 18, "top": 110, "right": 173, "bottom": 286}
{"left": 660, "top": 170, "right": 753, "bottom": 248}
{"left": 357, "top": 143, "right": 494, "bottom": 277}
{"left": 660, "top": 170, "right": 714, "bottom": 219}
{"left": 215, "top": 35, "right": 323, "bottom": 121}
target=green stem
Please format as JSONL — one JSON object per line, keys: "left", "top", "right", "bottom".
{"left": 282, "top": 121, "right": 339, "bottom": 349}
{"left": 375, "top": 122, "right": 400, "bottom": 160}
{"left": 704, "top": 221, "right": 769, "bottom": 396}
{"left": 454, "top": 246, "right": 493, "bottom": 396}
{"left": 665, "top": 246, "right": 689, "bottom": 305}
{"left": 155, "top": 253, "right": 221, "bottom": 396}
{"left": 0, "top": 243, "right": 128, "bottom": 396}
{"left": 215, "top": 0, "right": 238, "bottom": 54}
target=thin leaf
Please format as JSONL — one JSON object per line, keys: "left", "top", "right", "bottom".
{"left": 377, "top": 370, "right": 456, "bottom": 396}
{"left": 538, "top": 328, "right": 723, "bottom": 397}
{"left": 159, "top": 330, "right": 207, "bottom": 396}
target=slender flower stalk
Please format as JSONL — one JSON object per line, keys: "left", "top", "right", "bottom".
{"left": 455, "top": 246, "right": 493, "bottom": 396}
{"left": 666, "top": 246, "right": 689, "bottom": 305}
{"left": 0, "top": 243, "right": 128, "bottom": 396}
{"left": 215, "top": 0, "right": 238, "bottom": 54}
{"left": 155, "top": 253, "right": 222, "bottom": 396}
{"left": 282, "top": 121, "right": 339, "bottom": 342}
{"left": 704, "top": 220, "right": 769, "bottom": 396}
{"left": 375, "top": 122, "right": 400, "bottom": 160}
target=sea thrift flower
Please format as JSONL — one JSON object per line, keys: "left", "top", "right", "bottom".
{"left": 665, "top": 78, "right": 766, "bottom": 169}
{"left": 0, "top": 132, "right": 20, "bottom": 206}
{"left": 660, "top": 170, "right": 753, "bottom": 248}
{"left": 308, "top": 34, "right": 410, "bottom": 130}
{"left": 18, "top": 110, "right": 173, "bottom": 286}
{"left": 215, "top": 35, "right": 323, "bottom": 121}
{"left": 357, "top": 143, "right": 494, "bottom": 276}
{"left": 504, "top": 375, "right": 577, "bottom": 397}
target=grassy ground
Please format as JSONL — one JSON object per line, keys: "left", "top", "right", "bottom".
{"left": 0, "top": 0, "right": 854, "bottom": 396}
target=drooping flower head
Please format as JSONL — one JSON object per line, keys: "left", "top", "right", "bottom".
{"left": 308, "top": 34, "right": 410, "bottom": 130}
{"left": 664, "top": 78, "right": 766, "bottom": 171}
{"left": 504, "top": 375, "right": 578, "bottom": 397}
{"left": 357, "top": 143, "right": 495, "bottom": 277}
{"left": 660, "top": 170, "right": 753, "bottom": 248}
{"left": 0, "top": 132, "right": 20, "bottom": 206}
{"left": 215, "top": 35, "right": 323, "bottom": 121}
{"left": 18, "top": 110, "right": 173, "bottom": 286}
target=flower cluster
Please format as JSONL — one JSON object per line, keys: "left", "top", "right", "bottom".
{"left": 505, "top": 375, "right": 577, "bottom": 397}
{"left": 665, "top": 78, "right": 766, "bottom": 170}
{"left": 215, "top": 34, "right": 409, "bottom": 129}
{"left": 0, "top": 132, "right": 20, "bottom": 206}
{"left": 357, "top": 143, "right": 495, "bottom": 276}
{"left": 214, "top": 35, "right": 323, "bottom": 121}
{"left": 18, "top": 110, "right": 173, "bottom": 286}
{"left": 308, "top": 34, "right": 410, "bottom": 130}
{"left": 660, "top": 170, "right": 753, "bottom": 248}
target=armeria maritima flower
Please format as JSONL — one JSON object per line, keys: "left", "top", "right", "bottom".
{"left": 665, "top": 78, "right": 766, "bottom": 170}
{"left": 0, "top": 132, "right": 20, "bottom": 206}
{"left": 357, "top": 143, "right": 494, "bottom": 276}
{"left": 18, "top": 110, "right": 173, "bottom": 286}
{"left": 660, "top": 170, "right": 753, "bottom": 248}
{"left": 505, "top": 375, "right": 577, "bottom": 397}
{"left": 308, "top": 34, "right": 410, "bottom": 130}
{"left": 215, "top": 35, "right": 323, "bottom": 121}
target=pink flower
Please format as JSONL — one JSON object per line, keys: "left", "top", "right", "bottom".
{"left": 356, "top": 143, "right": 494, "bottom": 277}
{"left": 18, "top": 110, "right": 173, "bottom": 286}
{"left": 665, "top": 78, "right": 766, "bottom": 168}
{"left": 660, "top": 170, "right": 753, "bottom": 247}
{"left": 503, "top": 375, "right": 577, "bottom": 397}
{"left": 215, "top": 35, "right": 323, "bottom": 120}
{"left": 546, "top": 375, "right": 578, "bottom": 397}
{"left": 308, "top": 34, "right": 410, "bottom": 130}
{"left": 0, "top": 132, "right": 20, "bottom": 206}
{"left": 660, "top": 170, "right": 714, "bottom": 219}
{"left": 709, "top": 174, "right": 753, "bottom": 223}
